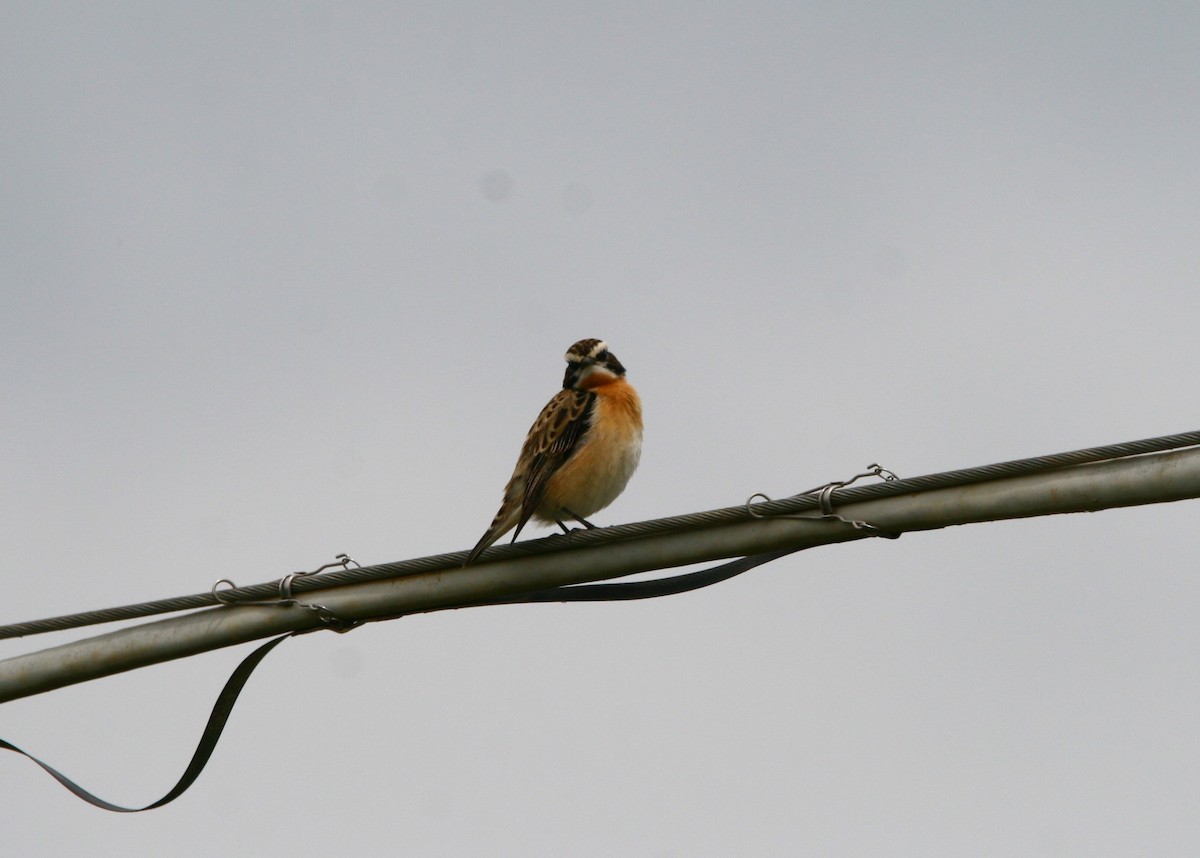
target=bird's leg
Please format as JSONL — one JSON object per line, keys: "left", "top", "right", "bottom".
{"left": 554, "top": 509, "right": 597, "bottom": 538}
{"left": 561, "top": 508, "right": 597, "bottom": 529}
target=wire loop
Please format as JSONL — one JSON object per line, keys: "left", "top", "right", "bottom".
{"left": 208, "top": 554, "right": 362, "bottom": 632}
{"left": 746, "top": 463, "right": 902, "bottom": 539}
{"left": 211, "top": 579, "right": 239, "bottom": 605}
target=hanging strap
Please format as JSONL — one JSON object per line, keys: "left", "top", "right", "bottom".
{"left": 0, "top": 633, "right": 293, "bottom": 812}
{"left": 0, "top": 549, "right": 807, "bottom": 811}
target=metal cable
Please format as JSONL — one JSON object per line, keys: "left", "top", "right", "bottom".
{"left": 3, "top": 428, "right": 1199, "bottom": 640}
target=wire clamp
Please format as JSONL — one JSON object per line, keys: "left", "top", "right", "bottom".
{"left": 210, "top": 554, "right": 363, "bottom": 632}
{"left": 746, "top": 463, "right": 901, "bottom": 539}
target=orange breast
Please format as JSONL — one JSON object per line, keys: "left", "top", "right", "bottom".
{"left": 592, "top": 377, "right": 642, "bottom": 426}
{"left": 535, "top": 378, "right": 643, "bottom": 522}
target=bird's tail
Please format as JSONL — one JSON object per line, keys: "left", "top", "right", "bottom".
{"left": 464, "top": 504, "right": 522, "bottom": 566}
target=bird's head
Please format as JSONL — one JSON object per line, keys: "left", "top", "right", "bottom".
{"left": 563, "top": 338, "right": 626, "bottom": 389}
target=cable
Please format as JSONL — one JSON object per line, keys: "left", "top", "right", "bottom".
{"left": 3, "top": 428, "right": 1199, "bottom": 640}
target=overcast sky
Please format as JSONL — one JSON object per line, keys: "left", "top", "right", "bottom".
{"left": 3, "top": 3, "right": 1200, "bottom": 855}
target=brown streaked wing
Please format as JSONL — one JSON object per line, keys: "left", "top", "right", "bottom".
{"left": 514, "top": 388, "right": 596, "bottom": 535}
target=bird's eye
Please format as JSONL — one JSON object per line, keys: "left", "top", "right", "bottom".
{"left": 597, "top": 349, "right": 609, "bottom": 360}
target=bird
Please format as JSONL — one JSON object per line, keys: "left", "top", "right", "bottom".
{"left": 465, "top": 338, "right": 643, "bottom": 565}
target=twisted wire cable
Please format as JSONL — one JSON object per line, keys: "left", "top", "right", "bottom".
{"left": 3, "top": 428, "right": 1199, "bottom": 640}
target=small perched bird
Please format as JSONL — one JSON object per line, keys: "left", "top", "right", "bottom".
{"left": 465, "top": 338, "right": 643, "bottom": 565}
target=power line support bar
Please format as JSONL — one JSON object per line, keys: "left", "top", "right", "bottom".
{"left": 2, "top": 445, "right": 1199, "bottom": 703}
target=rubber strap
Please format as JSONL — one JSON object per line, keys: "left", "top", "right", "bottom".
{"left": 1, "top": 549, "right": 801, "bottom": 811}
{"left": 494, "top": 548, "right": 802, "bottom": 604}
{"left": 0, "top": 633, "right": 293, "bottom": 812}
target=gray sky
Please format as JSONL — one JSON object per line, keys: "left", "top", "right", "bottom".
{"left": 3, "top": 3, "right": 1199, "bottom": 855}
